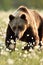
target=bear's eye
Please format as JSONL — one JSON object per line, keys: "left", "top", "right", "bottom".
{"left": 13, "top": 26, "right": 16, "bottom": 30}
{"left": 18, "top": 26, "right": 24, "bottom": 31}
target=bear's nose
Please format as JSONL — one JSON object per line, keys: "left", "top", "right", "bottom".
{"left": 15, "top": 32, "right": 19, "bottom": 39}
{"left": 15, "top": 35, "right": 18, "bottom": 38}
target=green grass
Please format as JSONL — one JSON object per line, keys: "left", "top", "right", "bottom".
{"left": 0, "top": 11, "right": 43, "bottom": 65}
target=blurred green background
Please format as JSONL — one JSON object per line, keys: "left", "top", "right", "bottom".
{"left": 0, "top": 0, "right": 43, "bottom": 10}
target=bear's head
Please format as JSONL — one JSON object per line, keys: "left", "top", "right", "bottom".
{"left": 9, "top": 14, "right": 28, "bottom": 39}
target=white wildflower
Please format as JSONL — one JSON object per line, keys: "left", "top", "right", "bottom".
{"left": 33, "top": 42, "right": 35, "bottom": 45}
{"left": 0, "top": 32, "right": 2, "bottom": 35}
{"left": 28, "top": 44, "right": 29, "bottom": 47}
{"left": 10, "top": 36, "right": 12, "bottom": 38}
{"left": 15, "top": 48, "right": 18, "bottom": 51}
{"left": 34, "top": 45, "right": 40, "bottom": 49}
{"left": 40, "top": 62, "right": 43, "bottom": 65}
{"left": 7, "top": 58, "right": 14, "bottom": 65}
{"left": 19, "top": 58, "right": 21, "bottom": 61}
{"left": 11, "top": 40, "right": 14, "bottom": 43}
{"left": 30, "top": 43, "right": 32, "bottom": 45}
{"left": 40, "top": 58, "right": 43, "bottom": 65}
{"left": 40, "top": 58, "right": 43, "bottom": 62}
{"left": 6, "top": 48, "right": 10, "bottom": 51}
{"left": 31, "top": 52, "right": 39, "bottom": 59}
{"left": 7, "top": 40, "right": 10, "bottom": 43}
{"left": 0, "top": 46, "right": 3, "bottom": 49}
{"left": 29, "top": 48, "right": 33, "bottom": 52}
{"left": 22, "top": 42, "right": 25, "bottom": 45}
{"left": 40, "top": 41, "right": 43, "bottom": 45}
{"left": 27, "top": 54, "right": 32, "bottom": 59}
{"left": 22, "top": 46, "right": 24, "bottom": 49}
{"left": 1, "top": 49, "right": 8, "bottom": 56}
{"left": 24, "top": 50, "right": 28, "bottom": 54}
{"left": 23, "top": 54, "right": 27, "bottom": 58}
{"left": 31, "top": 37, "right": 34, "bottom": 39}
{"left": 6, "top": 48, "right": 11, "bottom": 52}
{"left": 27, "top": 34, "right": 29, "bottom": 37}
{"left": 4, "top": 29, "right": 6, "bottom": 33}
{"left": 19, "top": 53, "right": 22, "bottom": 56}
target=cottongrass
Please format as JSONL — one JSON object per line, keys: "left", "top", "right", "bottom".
{"left": 0, "top": 32, "right": 2, "bottom": 35}
{"left": 0, "top": 46, "right": 3, "bottom": 49}
{"left": 29, "top": 48, "right": 34, "bottom": 53}
{"left": 24, "top": 50, "right": 28, "bottom": 54}
{"left": 31, "top": 52, "right": 39, "bottom": 59}
{"left": 19, "top": 52, "right": 22, "bottom": 56}
{"left": 7, "top": 58, "right": 14, "bottom": 65}
{"left": 6, "top": 48, "right": 11, "bottom": 52}
{"left": 27, "top": 34, "right": 29, "bottom": 37}
{"left": 15, "top": 48, "right": 18, "bottom": 51}
{"left": 10, "top": 39, "right": 15, "bottom": 44}
{"left": 22, "top": 46, "right": 24, "bottom": 49}
{"left": 27, "top": 53, "right": 32, "bottom": 59}
{"left": 34, "top": 45, "right": 40, "bottom": 50}
{"left": 40, "top": 58, "right": 43, "bottom": 65}
{"left": 23, "top": 54, "right": 27, "bottom": 58}
{"left": 0, "top": 49, "right": 9, "bottom": 56}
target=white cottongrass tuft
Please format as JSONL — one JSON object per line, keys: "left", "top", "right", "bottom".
{"left": 40, "top": 41, "right": 43, "bottom": 45}
{"left": 29, "top": 48, "right": 33, "bottom": 52}
{"left": 10, "top": 40, "right": 14, "bottom": 44}
{"left": 27, "top": 34, "right": 29, "bottom": 36}
{"left": 34, "top": 45, "right": 40, "bottom": 49}
{"left": 0, "top": 49, "right": 9, "bottom": 56}
{"left": 24, "top": 50, "right": 28, "bottom": 54}
{"left": 7, "top": 58, "right": 14, "bottom": 65}
{"left": 19, "top": 52, "right": 22, "bottom": 56}
{"left": 23, "top": 54, "right": 27, "bottom": 58}
{"left": 22, "top": 46, "right": 24, "bottom": 49}
{"left": 27, "top": 53, "right": 32, "bottom": 59}
{"left": 31, "top": 37, "right": 34, "bottom": 39}
{"left": 10, "top": 36, "right": 12, "bottom": 38}
{"left": 40, "top": 58, "right": 43, "bottom": 62}
{"left": 0, "top": 46, "right": 3, "bottom": 49}
{"left": 7, "top": 40, "right": 10, "bottom": 43}
{"left": 31, "top": 52, "right": 39, "bottom": 59}
{"left": 6, "top": 48, "right": 11, "bottom": 52}
{"left": 28, "top": 44, "right": 29, "bottom": 47}
{"left": 15, "top": 48, "right": 18, "bottom": 51}
{"left": 40, "top": 58, "right": 43, "bottom": 65}
{"left": 0, "top": 31, "right": 2, "bottom": 35}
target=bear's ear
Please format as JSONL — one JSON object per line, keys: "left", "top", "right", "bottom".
{"left": 9, "top": 14, "right": 15, "bottom": 21}
{"left": 20, "top": 14, "right": 26, "bottom": 20}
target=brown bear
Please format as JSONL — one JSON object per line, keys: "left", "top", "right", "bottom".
{"left": 5, "top": 6, "right": 43, "bottom": 50}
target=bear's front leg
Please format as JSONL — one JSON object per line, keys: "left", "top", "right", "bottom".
{"left": 5, "top": 25, "right": 16, "bottom": 50}
{"left": 31, "top": 23, "right": 39, "bottom": 46}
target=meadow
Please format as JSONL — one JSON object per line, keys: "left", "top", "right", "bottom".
{"left": 0, "top": 10, "right": 43, "bottom": 65}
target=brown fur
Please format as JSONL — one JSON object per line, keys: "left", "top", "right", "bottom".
{"left": 5, "top": 6, "right": 43, "bottom": 50}
{"left": 17, "top": 6, "right": 43, "bottom": 45}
